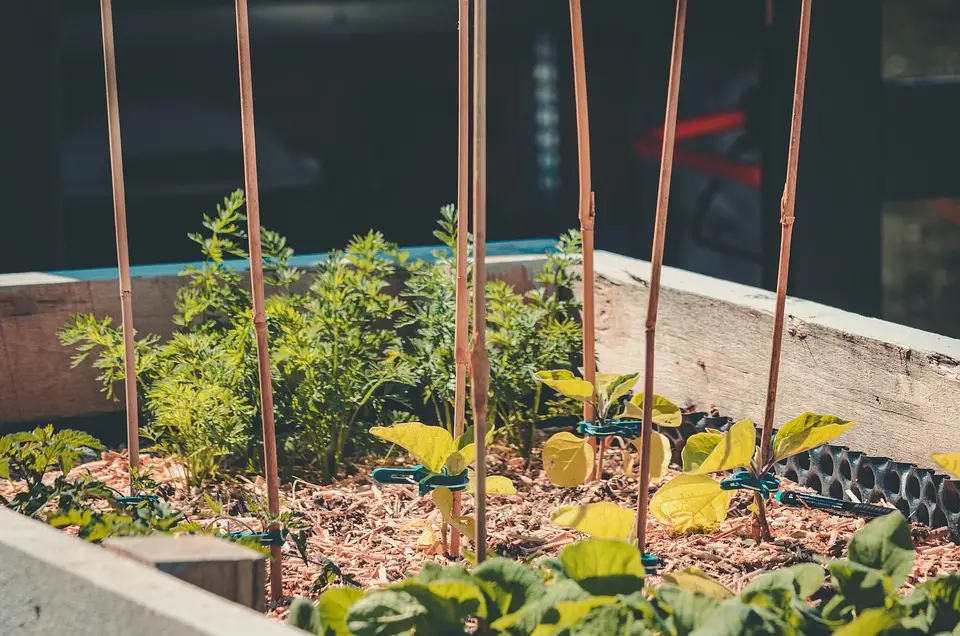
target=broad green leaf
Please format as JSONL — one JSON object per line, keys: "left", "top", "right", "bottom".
{"left": 287, "top": 598, "right": 323, "bottom": 634}
{"left": 542, "top": 432, "right": 594, "bottom": 487}
{"left": 687, "top": 599, "right": 796, "bottom": 636}
{"left": 472, "top": 557, "right": 546, "bottom": 621}
{"left": 772, "top": 413, "right": 854, "bottom": 461}
{"left": 823, "top": 559, "right": 894, "bottom": 613}
{"left": 596, "top": 372, "right": 639, "bottom": 407}
{"left": 624, "top": 432, "right": 672, "bottom": 480}
{"left": 465, "top": 472, "right": 517, "bottom": 495}
{"left": 537, "top": 596, "right": 620, "bottom": 635}
{"left": 550, "top": 501, "right": 635, "bottom": 540}
{"left": 663, "top": 567, "right": 734, "bottom": 600}
{"left": 914, "top": 573, "right": 960, "bottom": 634}
{"left": 618, "top": 393, "right": 682, "bottom": 427}
{"left": 424, "top": 580, "right": 487, "bottom": 620}
{"left": 742, "top": 563, "right": 825, "bottom": 599}
{"left": 655, "top": 587, "right": 719, "bottom": 635}
{"left": 490, "top": 580, "right": 588, "bottom": 634}
{"left": 534, "top": 372, "right": 595, "bottom": 403}
{"left": 456, "top": 425, "right": 497, "bottom": 464}
{"left": 847, "top": 511, "right": 915, "bottom": 589}
{"left": 370, "top": 422, "right": 456, "bottom": 472}
{"left": 932, "top": 453, "right": 960, "bottom": 478}
{"left": 431, "top": 487, "right": 475, "bottom": 537}
{"left": 650, "top": 474, "right": 734, "bottom": 533}
{"left": 316, "top": 587, "right": 365, "bottom": 636}
{"left": 0, "top": 457, "right": 9, "bottom": 480}
{"left": 345, "top": 589, "right": 428, "bottom": 636}
{"left": 558, "top": 539, "right": 646, "bottom": 596}
{"left": 833, "top": 608, "right": 902, "bottom": 636}
{"left": 445, "top": 451, "right": 467, "bottom": 476}
{"left": 683, "top": 419, "right": 756, "bottom": 474}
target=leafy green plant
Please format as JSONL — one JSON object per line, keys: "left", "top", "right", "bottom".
{"left": 650, "top": 413, "right": 854, "bottom": 538}
{"left": 288, "top": 511, "right": 960, "bottom": 635}
{"left": 535, "top": 371, "right": 680, "bottom": 487}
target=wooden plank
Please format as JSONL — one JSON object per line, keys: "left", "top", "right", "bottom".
{"left": 587, "top": 251, "right": 960, "bottom": 470}
{"left": 102, "top": 535, "right": 266, "bottom": 612}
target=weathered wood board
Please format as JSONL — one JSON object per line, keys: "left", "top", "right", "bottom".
{"left": 585, "top": 251, "right": 960, "bottom": 470}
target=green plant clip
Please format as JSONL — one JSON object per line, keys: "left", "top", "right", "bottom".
{"left": 719, "top": 470, "right": 780, "bottom": 497}
{"left": 371, "top": 465, "right": 469, "bottom": 496}
{"left": 577, "top": 419, "right": 642, "bottom": 439}
{"left": 115, "top": 495, "right": 160, "bottom": 506}
{"left": 223, "top": 529, "right": 288, "bottom": 547}
{"left": 642, "top": 552, "right": 660, "bottom": 576}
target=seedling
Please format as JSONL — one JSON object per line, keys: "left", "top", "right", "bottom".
{"left": 548, "top": 500, "right": 660, "bottom": 574}
{"left": 370, "top": 423, "right": 515, "bottom": 553}
{"left": 534, "top": 370, "right": 680, "bottom": 486}
{"left": 650, "top": 413, "right": 854, "bottom": 540}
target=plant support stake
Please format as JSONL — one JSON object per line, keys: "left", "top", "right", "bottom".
{"left": 636, "top": 0, "right": 687, "bottom": 553}
{"left": 568, "top": 0, "right": 599, "bottom": 479}
{"left": 470, "top": 0, "right": 489, "bottom": 564}
{"left": 450, "top": 0, "right": 470, "bottom": 558}
{"left": 757, "top": 0, "right": 812, "bottom": 541}
{"left": 99, "top": 0, "right": 140, "bottom": 490}
{"left": 233, "top": 0, "right": 283, "bottom": 604}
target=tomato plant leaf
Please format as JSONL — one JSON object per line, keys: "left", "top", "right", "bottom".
{"left": 624, "top": 432, "right": 672, "bottom": 480}
{"left": 683, "top": 419, "right": 756, "bottom": 474}
{"left": 772, "top": 413, "right": 854, "bottom": 462}
{"left": 558, "top": 539, "right": 646, "bottom": 596}
{"left": 932, "top": 453, "right": 960, "bottom": 478}
{"left": 550, "top": 501, "right": 635, "bottom": 540}
{"left": 618, "top": 393, "right": 682, "bottom": 427}
{"left": 649, "top": 474, "right": 734, "bottom": 533}
{"left": 542, "top": 432, "right": 594, "bottom": 487}
{"left": 663, "top": 567, "right": 734, "bottom": 600}
{"left": 846, "top": 511, "right": 915, "bottom": 589}
{"left": 370, "top": 422, "right": 457, "bottom": 473}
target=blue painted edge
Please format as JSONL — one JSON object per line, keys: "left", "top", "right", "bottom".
{"left": 45, "top": 238, "right": 558, "bottom": 282}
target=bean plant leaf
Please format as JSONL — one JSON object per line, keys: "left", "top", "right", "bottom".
{"left": 682, "top": 419, "right": 756, "bottom": 474}
{"left": 534, "top": 371, "right": 594, "bottom": 403}
{"left": 490, "top": 580, "right": 588, "bottom": 634}
{"left": 550, "top": 501, "right": 634, "bottom": 540}
{"left": 742, "top": 563, "right": 825, "bottom": 599}
{"left": 655, "top": 587, "right": 719, "bottom": 635}
{"left": 912, "top": 574, "right": 960, "bottom": 633}
{"left": 542, "top": 432, "right": 594, "bottom": 487}
{"left": 772, "top": 413, "right": 854, "bottom": 461}
{"left": 370, "top": 422, "right": 456, "bottom": 473}
{"left": 316, "top": 587, "right": 365, "bottom": 636}
{"left": 431, "top": 487, "right": 475, "bottom": 537}
{"left": 547, "top": 596, "right": 619, "bottom": 633}
{"left": 823, "top": 559, "right": 894, "bottom": 613}
{"left": 663, "top": 567, "right": 734, "bottom": 600}
{"left": 832, "top": 608, "right": 903, "bottom": 636}
{"left": 445, "top": 451, "right": 467, "bottom": 476}
{"left": 595, "top": 372, "right": 639, "bottom": 410}
{"left": 846, "top": 511, "right": 915, "bottom": 589}
{"left": 688, "top": 599, "right": 796, "bottom": 636}
{"left": 558, "top": 539, "right": 646, "bottom": 596}
{"left": 466, "top": 472, "right": 517, "bottom": 495}
{"left": 423, "top": 580, "right": 487, "bottom": 620}
{"left": 931, "top": 453, "right": 960, "bottom": 478}
{"left": 617, "top": 393, "right": 682, "bottom": 427}
{"left": 623, "top": 432, "right": 672, "bottom": 480}
{"left": 287, "top": 598, "right": 323, "bottom": 634}
{"left": 456, "top": 425, "right": 497, "bottom": 465}
{"left": 472, "top": 557, "right": 546, "bottom": 621}
{"left": 650, "top": 473, "right": 734, "bottom": 533}
{"left": 345, "top": 589, "right": 429, "bottom": 636}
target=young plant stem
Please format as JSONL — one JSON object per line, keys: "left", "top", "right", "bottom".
{"left": 470, "top": 0, "right": 489, "bottom": 565}
{"left": 569, "top": 0, "right": 598, "bottom": 479}
{"left": 757, "top": 0, "right": 812, "bottom": 540}
{"left": 635, "top": 0, "right": 687, "bottom": 553}
{"left": 98, "top": 0, "right": 140, "bottom": 492}
{"left": 234, "top": 0, "right": 283, "bottom": 604}
{"left": 450, "top": 0, "right": 470, "bottom": 559}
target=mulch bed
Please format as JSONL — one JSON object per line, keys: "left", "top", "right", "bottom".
{"left": 3, "top": 440, "right": 959, "bottom": 624}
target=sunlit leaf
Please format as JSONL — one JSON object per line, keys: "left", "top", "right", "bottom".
{"left": 595, "top": 372, "right": 639, "bottom": 406}
{"left": 547, "top": 596, "right": 619, "bottom": 634}
{"left": 445, "top": 451, "right": 467, "bottom": 476}
{"left": 932, "top": 453, "right": 960, "bottom": 478}
{"left": 683, "top": 419, "right": 756, "bottom": 474}
{"left": 833, "top": 609, "right": 902, "bottom": 636}
{"left": 742, "top": 562, "right": 825, "bottom": 599}
{"left": 650, "top": 473, "right": 734, "bottom": 533}
{"left": 432, "top": 487, "right": 475, "bottom": 537}
{"left": 534, "top": 371, "right": 595, "bottom": 403}
{"left": 550, "top": 501, "right": 635, "bottom": 540}
{"left": 618, "top": 393, "right": 682, "bottom": 427}
{"left": 456, "top": 426, "right": 496, "bottom": 466}
{"left": 663, "top": 567, "right": 734, "bottom": 600}
{"left": 316, "top": 587, "right": 365, "bottom": 636}
{"left": 542, "top": 432, "right": 594, "bottom": 487}
{"left": 466, "top": 472, "right": 517, "bottom": 495}
{"left": 559, "top": 539, "right": 646, "bottom": 595}
{"left": 371, "top": 422, "right": 457, "bottom": 473}
{"left": 472, "top": 557, "right": 546, "bottom": 621}
{"left": 772, "top": 413, "right": 854, "bottom": 461}
{"left": 424, "top": 580, "right": 488, "bottom": 620}
{"left": 625, "top": 432, "right": 672, "bottom": 480}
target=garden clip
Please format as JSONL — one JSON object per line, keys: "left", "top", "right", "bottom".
{"left": 222, "top": 528, "right": 288, "bottom": 547}
{"left": 115, "top": 495, "right": 160, "bottom": 506}
{"left": 642, "top": 552, "right": 660, "bottom": 576}
{"left": 719, "top": 470, "right": 780, "bottom": 497}
{"left": 578, "top": 419, "right": 642, "bottom": 439}
{"left": 371, "top": 465, "right": 470, "bottom": 496}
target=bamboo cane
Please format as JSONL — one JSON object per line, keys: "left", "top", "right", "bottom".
{"left": 233, "top": 0, "right": 283, "bottom": 604}
{"left": 757, "top": 0, "right": 812, "bottom": 541}
{"left": 635, "top": 0, "right": 687, "bottom": 552}
{"left": 99, "top": 0, "right": 140, "bottom": 490}
{"left": 568, "top": 0, "right": 599, "bottom": 479}
{"left": 470, "top": 0, "right": 489, "bottom": 565}
{"left": 450, "top": 0, "right": 471, "bottom": 558}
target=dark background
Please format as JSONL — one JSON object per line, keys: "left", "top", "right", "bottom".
{"left": 2, "top": 1, "right": 959, "bottom": 332}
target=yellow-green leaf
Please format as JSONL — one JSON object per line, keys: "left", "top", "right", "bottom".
{"left": 542, "top": 432, "right": 594, "bottom": 487}
{"left": 663, "top": 567, "right": 734, "bottom": 600}
{"left": 550, "top": 501, "right": 635, "bottom": 540}
{"left": 534, "top": 372, "right": 594, "bottom": 403}
{"left": 773, "top": 413, "right": 854, "bottom": 461}
{"left": 456, "top": 425, "right": 496, "bottom": 466}
{"left": 466, "top": 472, "right": 517, "bottom": 495}
{"left": 432, "top": 487, "right": 475, "bottom": 537}
{"left": 650, "top": 473, "right": 734, "bottom": 533}
{"left": 618, "top": 393, "right": 682, "bottom": 427}
{"left": 540, "top": 597, "right": 618, "bottom": 635}
{"left": 931, "top": 453, "right": 960, "bottom": 478}
{"left": 684, "top": 419, "right": 756, "bottom": 474}
{"left": 625, "top": 432, "right": 672, "bottom": 480}
{"left": 371, "top": 422, "right": 457, "bottom": 472}
{"left": 595, "top": 372, "right": 639, "bottom": 405}
{"left": 445, "top": 451, "right": 467, "bottom": 475}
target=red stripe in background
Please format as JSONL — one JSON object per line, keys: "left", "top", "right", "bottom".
{"left": 635, "top": 136, "right": 761, "bottom": 188}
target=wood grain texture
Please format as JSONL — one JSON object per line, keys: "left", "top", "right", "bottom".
{"left": 584, "top": 251, "right": 960, "bottom": 470}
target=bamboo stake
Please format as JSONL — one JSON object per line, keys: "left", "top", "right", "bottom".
{"left": 757, "top": 0, "right": 812, "bottom": 541}
{"left": 568, "top": 0, "right": 598, "bottom": 479}
{"left": 233, "top": 0, "right": 283, "bottom": 604}
{"left": 635, "top": 0, "right": 687, "bottom": 552}
{"left": 450, "top": 0, "right": 471, "bottom": 558}
{"left": 99, "top": 0, "right": 140, "bottom": 489}
{"left": 470, "top": 0, "right": 489, "bottom": 564}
